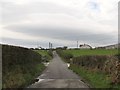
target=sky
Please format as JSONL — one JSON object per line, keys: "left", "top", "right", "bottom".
{"left": 0, "top": 0, "right": 119, "bottom": 48}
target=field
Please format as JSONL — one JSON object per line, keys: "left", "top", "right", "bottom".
{"left": 63, "top": 49, "right": 118, "bottom": 57}
{"left": 34, "top": 50, "right": 53, "bottom": 62}
{"left": 34, "top": 50, "right": 50, "bottom": 56}
{"left": 34, "top": 50, "right": 51, "bottom": 59}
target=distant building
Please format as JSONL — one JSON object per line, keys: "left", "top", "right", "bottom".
{"left": 56, "top": 46, "right": 68, "bottom": 50}
{"left": 95, "top": 47, "right": 105, "bottom": 49}
{"left": 95, "top": 44, "right": 119, "bottom": 49}
{"left": 79, "top": 44, "right": 92, "bottom": 49}
{"left": 105, "top": 44, "right": 118, "bottom": 49}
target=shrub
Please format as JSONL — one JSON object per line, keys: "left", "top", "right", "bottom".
{"left": 72, "top": 55, "right": 120, "bottom": 85}
{"left": 72, "top": 55, "right": 107, "bottom": 69}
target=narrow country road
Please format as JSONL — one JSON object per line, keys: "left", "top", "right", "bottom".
{"left": 28, "top": 51, "right": 89, "bottom": 88}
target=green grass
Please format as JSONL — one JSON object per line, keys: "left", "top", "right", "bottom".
{"left": 63, "top": 49, "right": 118, "bottom": 57}
{"left": 3, "top": 63, "right": 46, "bottom": 88}
{"left": 70, "top": 64, "right": 120, "bottom": 89}
{"left": 34, "top": 50, "right": 52, "bottom": 60}
{"left": 22, "top": 63, "right": 46, "bottom": 87}
{"left": 34, "top": 50, "right": 50, "bottom": 57}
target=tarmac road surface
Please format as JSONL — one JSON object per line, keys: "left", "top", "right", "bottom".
{"left": 28, "top": 51, "right": 89, "bottom": 88}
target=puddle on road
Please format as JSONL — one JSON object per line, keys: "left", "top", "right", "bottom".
{"left": 33, "top": 78, "right": 45, "bottom": 84}
{"left": 37, "top": 79, "right": 44, "bottom": 83}
{"left": 67, "top": 63, "right": 70, "bottom": 67}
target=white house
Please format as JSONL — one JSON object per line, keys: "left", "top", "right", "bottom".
{"left": 79, "top": 44, "right": 92, "bottom": 49}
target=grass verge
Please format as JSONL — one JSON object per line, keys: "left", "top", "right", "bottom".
{"left": 3, "top": 63, "right": 46, "bottom": 88}
{"left": 22, "top": 63, "right": 46, "bottom": 87}
{"left": 69, "top": 64, "right": 120, "bottom": 89}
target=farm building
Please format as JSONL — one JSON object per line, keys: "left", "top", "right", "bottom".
{"left": 95, "top": 44, "right": 119, "bottom": 49}
{"left": 95, "top": 47, "right": 105, "bottom": 49}
{"left": 79, "top": 44, "right": 92, "bottom": 49}
{"left": 104, "top": 44, "right": 118, "bottom": 49}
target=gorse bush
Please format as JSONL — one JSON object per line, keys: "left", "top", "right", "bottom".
{"left": 2, "top": 44, "right": 45, "bottom": 88}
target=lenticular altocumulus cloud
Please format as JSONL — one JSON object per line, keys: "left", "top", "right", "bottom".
{"left": 1, "top": 0, "right": 119, "bottom": 48}
{"left": 4, "top": 25, "right": 117, "bottom": 43}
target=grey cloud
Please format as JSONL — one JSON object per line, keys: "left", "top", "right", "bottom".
{"left": 1, "top": 37, "right": 72, "bottom": 48}
{"left": 4, "top": 25, "right": 117, "bottom": 46}
{"left": 1, "top": 37, "right": 49, "bottom": 48}
{"left": 1, "top": 1, "right": 81, "bottom": 24}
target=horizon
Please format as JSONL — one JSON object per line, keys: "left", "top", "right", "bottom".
{"left": 0, "top": 42, "right": 119, "bottom": 49}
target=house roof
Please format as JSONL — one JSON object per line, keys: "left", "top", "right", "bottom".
{"left": 79, "top": 44, "right": 92, "bottom": 48}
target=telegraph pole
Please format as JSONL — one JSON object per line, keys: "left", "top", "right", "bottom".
{"left": 51, "top": 43, "right": 52, "bottom": 49}
{"left": 49, "top": 42, "right": 50, "bottom": 49}
{"left": 49, "top": 42, "right": 53, "bottom": 50}
{"left": 77, "top": 41, "right": 78, "bottom": 48}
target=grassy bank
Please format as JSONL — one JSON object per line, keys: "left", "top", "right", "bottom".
{"left": 2, "top": 44, "right": 46, "bottom": 88}
{"left": 70, "top": 64, "right": 120, "bottom": 89}
{"left": 70, "top": 64, "right": 111, "bottom": 88}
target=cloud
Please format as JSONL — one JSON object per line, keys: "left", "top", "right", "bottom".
{"left": 0, "top": 0, "right": 119, "bottom": 48}
{"left": 88, "top": 1, "right": 100, "bottom": 12}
